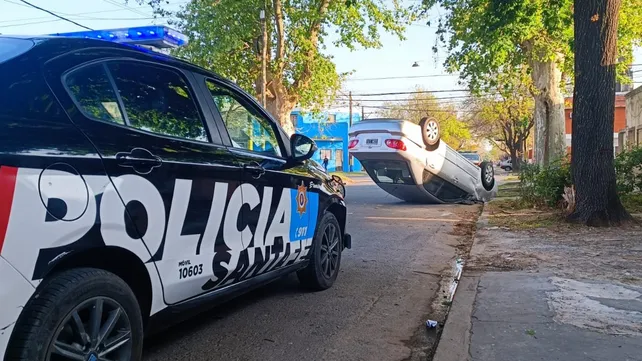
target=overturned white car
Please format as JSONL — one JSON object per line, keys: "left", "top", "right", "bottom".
{"left": 348, "top": 117, "right": 497, "bottom": 204}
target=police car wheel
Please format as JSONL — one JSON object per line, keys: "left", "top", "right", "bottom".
{"left": 297, "top": 212, "right": 343, "bottom": 291}
{"left": 5, "top": 268, "right": 144, "bottom": 361}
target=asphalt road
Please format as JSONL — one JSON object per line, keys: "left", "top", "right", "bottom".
{"left": 143, "top": 181, "right": 478, "bottom": 361}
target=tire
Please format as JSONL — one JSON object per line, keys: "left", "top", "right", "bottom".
{"left": 480, "top": 161, "right": 495, "bottom": 191}
{"left": 419, "top": 117, "right": 440, "bottom": 150}
{"left": 505, "top": 166, "right": 512, "bottom": 172}
{"left": 297, "top": 212, "right": 343, "bottom": 291}
{"left": 5, "top": 268, "right": 144, "bottom": 361}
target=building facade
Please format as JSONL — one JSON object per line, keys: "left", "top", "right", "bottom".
{"left": 564, "top": 95, "right": 627, "bottom": 155}
{"left": 290, "top": 110, "right": 362, "bottom": 172}
{"left": 622, "top": 86, "right": 642, "bottom": 150}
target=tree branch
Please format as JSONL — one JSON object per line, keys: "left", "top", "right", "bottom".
{"left": 273, "top": 0, "right": 285, "bottom": 65}
{"left": 291, "top": 0, "right": 331, "bottom": 95}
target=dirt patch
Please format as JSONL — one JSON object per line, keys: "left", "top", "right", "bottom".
{"left": 468, "top": 252, "right": 541, "bottom": 272}
{"left": 472, "top": 209, "right": 642, "bottom": 286}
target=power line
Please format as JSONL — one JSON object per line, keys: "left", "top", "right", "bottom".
{"left": 0, "top": 0, "right": 186, "bottom": 24}
{"left": 0, "top": 16, "right": 166, "bottom": 29}
{"left": 362, "top": 105, "right": 477, "bottom": 114}
{"left": 103, "top": 0, "right": 151, "bottom": 17}
{"left": 336, "top": 95, "right": 479, "bottom": 102}
{"left": 16, "top": 0, "right": 92, "bottom": 30}
{"left": 345, "top": 74, "right": 459, "bottom": 81}
{"left": 348, "top": 89, "right": 471, "bottom": 97}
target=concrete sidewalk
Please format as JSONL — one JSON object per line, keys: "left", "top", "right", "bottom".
{"left": 433, "top": 206, "right": 642, "bottom": 361}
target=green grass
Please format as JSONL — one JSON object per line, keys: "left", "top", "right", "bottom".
{"left": 498, "top": 182, "right": 521, "bottom": 198}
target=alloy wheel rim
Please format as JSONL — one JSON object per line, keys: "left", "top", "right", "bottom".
{"left": 47, "top": 297, "right": 132, "bottom": 361}
{"left": 485, "top": 164, "right": 494, "bottom": 183}
{"left": 319, "top": 223, "right": 340, "bottom": 279}
{"left": 426, "top": 121, "right": 438, "bottom": 141}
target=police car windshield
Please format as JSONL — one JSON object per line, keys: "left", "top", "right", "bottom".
{"left": 0, "top": 38, "right": 34, "bottom": 64}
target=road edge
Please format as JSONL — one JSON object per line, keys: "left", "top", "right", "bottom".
{"left": 431, "top": 202, "right": 489, "bottom": 361}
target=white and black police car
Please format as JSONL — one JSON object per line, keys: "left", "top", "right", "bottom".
{"left": 0, "top": 28, "right": 351, "bottom": 361}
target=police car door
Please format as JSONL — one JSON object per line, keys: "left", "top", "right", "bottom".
{"left": 203, "top": 78, "right": 319, "bottom": 285}
{"left": 46, "top": 51, "right": 243, "bottom": 304}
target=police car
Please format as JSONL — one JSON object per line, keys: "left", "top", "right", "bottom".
{"left": 0, "top": 30, "right": 350, "bottom": 361}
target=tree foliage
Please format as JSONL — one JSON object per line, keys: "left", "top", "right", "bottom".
{"left": 378, "top": 87, "right": 471, "bottom": 149}
{"left": 421, "top": 0, "right": 641, "bottom": 89}
{"left": 137, "top": 0, "right": 417, "bottom": 131}
{"left": 469, "top": 67, "right": 535, "bottom": 170}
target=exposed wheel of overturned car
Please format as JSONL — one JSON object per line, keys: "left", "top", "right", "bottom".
{"left": 419, "top": 117, "right": 441, "bottom": 150}
{"left": 480, "top": 161, "right": 495, "bottom": 191}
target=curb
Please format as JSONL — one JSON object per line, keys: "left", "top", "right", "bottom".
{"left": 432, "top": 203, "right": 489, "bottom": 361}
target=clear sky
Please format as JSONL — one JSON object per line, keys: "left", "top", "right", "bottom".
{"left": 1, "top": 0, "right": 640, "bottom": 117}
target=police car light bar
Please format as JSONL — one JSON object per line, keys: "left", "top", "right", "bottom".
{"left": 49, "top": 26, "right": 188, "bottom": 49}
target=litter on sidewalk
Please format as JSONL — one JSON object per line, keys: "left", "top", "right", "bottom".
{"left": 426, "top": 319, "right": 438, "bottom": 328}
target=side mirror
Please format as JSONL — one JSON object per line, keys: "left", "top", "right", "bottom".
{"left": 290, "top": 133, "right": 317, "bottom": 162}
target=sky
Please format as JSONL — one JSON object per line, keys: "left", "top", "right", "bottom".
{"left": 1, "top": 0, "right": 640, "bottom": 118}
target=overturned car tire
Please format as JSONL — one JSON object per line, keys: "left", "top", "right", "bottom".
{"left": 480, "top": 161, "right": 495, "bottom": 191}
{"left": 419, "top": 117, "right": 440, "bottom": 150}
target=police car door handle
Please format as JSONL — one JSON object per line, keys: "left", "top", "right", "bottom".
{"left": 244, "top": 162, "right": 265, "bottom": 179}
{"left": 115, "top": 148, "right": 163, "bottom": 174}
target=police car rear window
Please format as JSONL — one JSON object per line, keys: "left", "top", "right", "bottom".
{"left": 0, "top": 38, "right": 34, "bottom": 64}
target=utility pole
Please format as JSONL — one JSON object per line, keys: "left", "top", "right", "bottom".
{"left": 361, "top": 106, "right": 365, "bottom": 120}
{"left": 348, "top": 91, "right": 353, "bottom": 172}
{"left": 260, "top": 4, "right": 267, "bottom": 107}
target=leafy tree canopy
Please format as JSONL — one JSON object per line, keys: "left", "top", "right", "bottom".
{"left": 469, "top": 66, "right": 535, "bottom": 169}
{"left": 422, "top": 0, "right": 642, "bottom": 89}
{"left": 378, "top": 87, "right": 471, "bottom": 149}
{"left": 137, "top": 0, "right": 418, "bottom": 128}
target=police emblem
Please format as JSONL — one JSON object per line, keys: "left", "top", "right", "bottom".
{"left": 296, "top": 181, "right": 308, "bottom": 216}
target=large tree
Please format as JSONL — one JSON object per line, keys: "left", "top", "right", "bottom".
{"left": 421, "top": 0, "right": 642, "bottom": 166}
{"left": 378, "top": 88, "right": 472, "bottom": 148}
{"left": 471, "top": 67, "right": 535, "bottom": 171}
{"left": 140, "top": 0, "right": 415, "bottom": 134}
{"left": 569, "top": 0, "right": 631, "bottom": 226}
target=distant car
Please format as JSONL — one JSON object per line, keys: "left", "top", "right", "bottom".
{"left": 348, "top": 117, "right": 497, "bottom": 204}
{"left": 500, "top": 158, "right": 513, "bottom": 171}
{"left": 459, "top": 151, "right": 482, "bottom": 166}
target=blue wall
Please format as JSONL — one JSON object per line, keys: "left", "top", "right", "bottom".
{"left": 291, "top": 110, "right": 362, "bottom": 172}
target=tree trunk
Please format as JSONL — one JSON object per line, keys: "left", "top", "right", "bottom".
{"left": 569, "top": 0, "right": 630, "bottom": 226}
{"left": 510, "top": 147, "right": 520, "bottom": 172}
{"left": 266, "top": 92, "right": 295, "bottom": 135}
{"left": 530, "top": 56, "right": 567, "bottom": 166}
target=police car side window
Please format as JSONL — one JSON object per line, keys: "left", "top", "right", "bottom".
{"left": 205, "top": 80, "right": 282, "bottom": 157}
{"left": 107, "top": 61, "right": 209, "bottom": 143}
{"left": 65, "top": 63, "right": 126, "bottom": 125}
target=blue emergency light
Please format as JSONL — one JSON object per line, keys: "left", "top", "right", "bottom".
{"left": 49, "top": 26, "right": 188, "bottom": 49}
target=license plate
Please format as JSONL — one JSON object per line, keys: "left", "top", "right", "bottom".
{"left": 366, "top": 139, "right": 379, "bottom": 145}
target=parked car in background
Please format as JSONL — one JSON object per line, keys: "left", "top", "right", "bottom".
{"left": 458, "top": 151, "right": 482, "bottom": 166}
{"left": 348, "top": 117, "right": 497, "bottom": 204}
{"left": 499, "top": 158, "right": 513, "bottom": 171}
